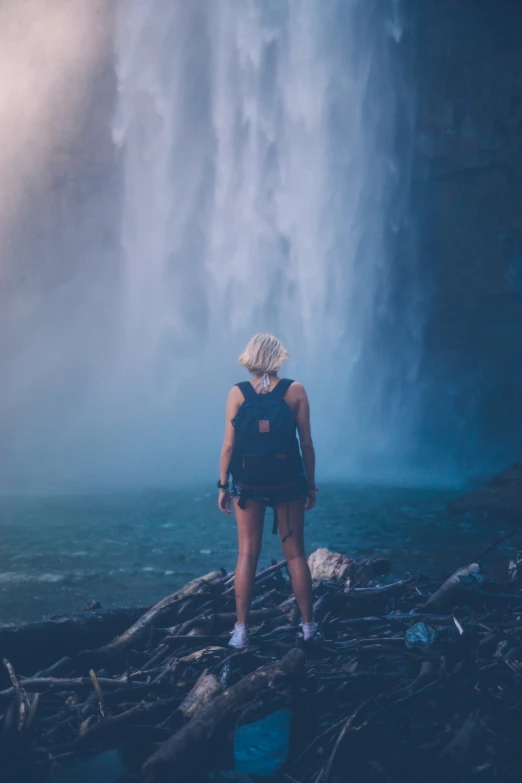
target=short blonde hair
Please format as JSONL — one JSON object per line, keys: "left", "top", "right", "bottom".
{"left": 238, "top": 333, "right": 289, "bottom": 374}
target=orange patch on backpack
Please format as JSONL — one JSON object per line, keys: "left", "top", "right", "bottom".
{"left": 259, "top": 420, "right": 270, "bottom": 433}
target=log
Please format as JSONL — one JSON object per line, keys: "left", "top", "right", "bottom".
{"left": 178, "top": 670, "right": 222, "bottom": 719}
{"left": 34, "top": 656, "right": 73, "bottom": 679}
{"left": 75, "top": 697, "right": 179, "bottom": 748}
{"left": 93, "top": 570, "right": 224, "bottom": 655}
{"left": 0, "top": 676, "right": 171, "bottom": 701}
{"left": 178, "top": 647, "right": 227, "bottom": 664}
{"left": 169, "top": 607, "right": 282, "bottom": 636}
{"left": 350, "top": 556, "right": 391, "bottom": 587}
{"left": 438, "top": 709, "right": 482, "bottom": 769}
{"left": 141, "top": 648, "right": 304, "bottom": 782}
{"left": 0, "top": 607, "right": 147, "bottom": 688}
{"left": 314, "top": 579, "right": 417, "bottom": 619}
{"left": 345, "top": 580, "right": 416, "bottom": 599}
{"left": 423, "top": 563, "right": 480, "bottom": 612}
{"left": 458, "top": 587, "right": 522, "bottom": 608}
{"left": 4, "top": 546, "right": 522, "bottom": 783}
{"left": 163, "top": 635, "right": 230, "bottom": 645}
{"left": 222, "top": 560, "right": 287, "bottom": 596}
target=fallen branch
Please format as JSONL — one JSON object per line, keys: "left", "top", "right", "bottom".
{"left": 92, "top": 570, "right": 224, "bottom": 655}
{"left": 423, "top": 563, "right": 480, "bottom": 612}
{"left": 178, "top": 670, "right": 222, "bottom": 719}
{"left": 141, "top": 648, "right": 304, "bottom": 782}
{"left": 2, "top": 546, "right": 522, "bottom": 783}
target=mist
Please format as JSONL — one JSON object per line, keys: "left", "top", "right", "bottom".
{"left": 0, "top": 0, "right": 427, "bottom": 493}
{"left": 9, "top": 0, "right": 520, "bottom": 493}
{"left": 0, "top": 0, "right": 118, "bottom": 491}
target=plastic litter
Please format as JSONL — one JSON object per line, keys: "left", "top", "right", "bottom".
{"left": 453, "top": 616, "right": 465, "bottom": 635}
{"left": 405, "top": 620, "right": 437, "bottom": 649}
{"left": 234, "top": 708, "right": 292, "bottom": 776}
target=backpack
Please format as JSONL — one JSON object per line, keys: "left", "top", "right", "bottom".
{"left": 229, "top": 379, "right": 301, "bottom": 489}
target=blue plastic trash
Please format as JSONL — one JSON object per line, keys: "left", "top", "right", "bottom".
{"left": 234, "top": 708, "right": 292, "bottom": 777}
{"left": 405, "top": 621, "right": 437, "bottom": 649}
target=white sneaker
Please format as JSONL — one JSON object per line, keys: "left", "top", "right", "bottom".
{"left": 229, "top": 624, "right": 248, "bottom": 649}
{"left": 301, "top": 621, "right": 321, "bottom": 642}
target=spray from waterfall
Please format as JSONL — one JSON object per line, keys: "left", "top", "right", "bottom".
{"left": 109, "top": 0, "right": 420, "bottom": 485}
{"left": 1, "top": 0, "right": 420, "bottom": 490}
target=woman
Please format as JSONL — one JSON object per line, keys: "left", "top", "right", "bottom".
{"left": 217, "top": 333, "right": 319, "bottom": 648}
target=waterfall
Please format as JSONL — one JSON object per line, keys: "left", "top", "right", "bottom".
{"left": 109, "top": 0, "right": 419, "bottom": 485}
{"left": 0, "top": 0, "right": 419, "bottom": 490}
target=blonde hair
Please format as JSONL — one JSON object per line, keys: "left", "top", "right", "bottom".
{"left": 238, "top": 333, "right": 289, "bottom": 375}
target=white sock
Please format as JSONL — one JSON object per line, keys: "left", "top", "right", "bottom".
{"left": 301, "top": 620, "right": 318, "bottom": 640}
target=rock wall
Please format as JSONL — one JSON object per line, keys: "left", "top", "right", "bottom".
{"left": 410, "top": 0, "right": 522, "bottom": 472}
{"left": 449, "top": 460, "right": 522, "bottom": 519}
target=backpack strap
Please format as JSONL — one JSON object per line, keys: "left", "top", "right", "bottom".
{"left": 271, "top": 378, "right": 294, "bottom": 398}
{"left": 236, "top": 381, "right": 257, "bottom": 401}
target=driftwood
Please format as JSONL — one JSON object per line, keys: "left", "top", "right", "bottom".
{"left": 75, "top": 697, "right": 179, "bottom": 749}
{"left": 438, "top": 709, "right": 483, "bottom": 769}
{"left": 0, "top": 676, "right": 173, "bottom": 701}
{"left": 178, "top": 670, "right": 222, "bottom": 719}
{"left": 1, "top": 548, "right": 522, "bottom": 783}
{"left": 94, "top": 570, "right": 225, "bottom": 656}
{"left": 142, "top": 648, "right": 304, "bottom": 781}
{"left": 346, "top": 578, "right": 417, "bottom": 598}
{"left": 0, "top": 607, "right": 146, "bottom": 687}
{"left": 423, "top": 562, "right": 480, "bottom": 611}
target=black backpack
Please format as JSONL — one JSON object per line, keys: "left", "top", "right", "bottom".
{"left": 229, "top": 379, "right": 301, "bottom": 489}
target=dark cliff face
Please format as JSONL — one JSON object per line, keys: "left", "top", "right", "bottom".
{"left": 410, "top": 0, "right": 522, "bottom": 474}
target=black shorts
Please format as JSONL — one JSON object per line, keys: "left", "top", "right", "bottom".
{"left": 230, "top": 472, "right": 308, "bottom": 507}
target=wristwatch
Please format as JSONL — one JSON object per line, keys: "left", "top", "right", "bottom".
{"left": 217, "top": 479, "right": 229, "bottom": 490}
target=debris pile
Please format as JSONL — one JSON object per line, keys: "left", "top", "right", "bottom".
{"left": 1, "top": 541, "right": 522, "bottom": 783}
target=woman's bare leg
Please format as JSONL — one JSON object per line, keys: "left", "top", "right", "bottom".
{"left": 275, "top": 498, "right": 313, "bottom": 624}
{"left": 233, "top": 498, "right": 266, "bottom": 625}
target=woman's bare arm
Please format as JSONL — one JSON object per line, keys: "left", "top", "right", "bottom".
{"left": 218, "top": 387, "right": 242, "bottom": 513}
{"left": 293, "top": 383, "right": 316, "bottom": 509}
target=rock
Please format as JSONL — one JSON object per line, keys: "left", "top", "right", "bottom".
{"left": 308, "top": 549, "right": 391, "bottom": 590}
{"left": 448, "top": 462, "right": 522, "bottom": 520}
{"left": 308, "top": 548, "right": 354, "bottom": 587}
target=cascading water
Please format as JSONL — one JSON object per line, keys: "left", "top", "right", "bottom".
{"left": 1, "top": 0, "right": 420, "bottom": 491}
{"left": 107, "top": 0, "right": 419, "bottom": 486}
